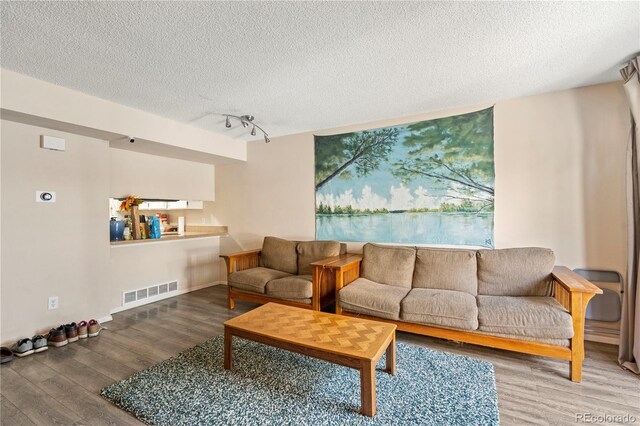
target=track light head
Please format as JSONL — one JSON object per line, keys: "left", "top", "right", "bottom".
{"left": 241, "top": 120, "right": 249, "bottom": 128}
{"left": 251, "top": 125, "right": 257, "bottom": 136}
{"left": 264, "top": 135, "right": 270, "bottom": 143}
{"left": 225, "top": 116, "right": 231, "bottom": 128}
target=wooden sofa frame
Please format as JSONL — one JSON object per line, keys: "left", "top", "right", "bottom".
{"left": 220, "top": 250, "right": 354, "bottom": 311}
{"left": 316, "top": 255, "right": 602, "bottom": 383}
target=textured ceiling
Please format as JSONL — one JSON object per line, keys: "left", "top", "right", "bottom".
{"left": 1, "top": 1, "right": 638, "bottom": 141}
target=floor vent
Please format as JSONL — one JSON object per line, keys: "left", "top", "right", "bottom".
{"left": 122, "top": 280, "right": 179, "bottom": 307}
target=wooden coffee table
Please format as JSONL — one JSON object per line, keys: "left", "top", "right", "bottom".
{"left": 223, "top": 303, "right": 396, "bottom": 417}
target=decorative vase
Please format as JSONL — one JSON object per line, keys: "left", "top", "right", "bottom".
{"left": 131, "top": 206, "right": 142, "bottom": 240}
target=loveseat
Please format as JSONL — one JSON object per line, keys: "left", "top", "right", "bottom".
{"left": 221, "top": 236, "right": 347, "bottom": 311}
{"left": 322, "top": 243, "right": 601, "bottom": 382}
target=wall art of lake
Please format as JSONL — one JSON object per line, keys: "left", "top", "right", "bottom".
{"left": 316, "top": 212, "right": 494, "bottom": 248}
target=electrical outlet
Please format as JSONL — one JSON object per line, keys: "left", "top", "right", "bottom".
{"left": 48, "top": 296, "right": 59, "bottom": 310}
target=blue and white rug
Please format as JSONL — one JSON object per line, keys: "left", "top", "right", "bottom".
{"left": 101, "top": 335, "right": 499, "bottom": 425}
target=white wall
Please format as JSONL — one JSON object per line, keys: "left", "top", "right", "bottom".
{"left": 1, "top": 121, "right": 111, "bottom": 342}
{"left": 214, "top": 82, "right": 629, "bottom": 278}
{"left": 110, "top": 149, "right": 215, "bottom": 201}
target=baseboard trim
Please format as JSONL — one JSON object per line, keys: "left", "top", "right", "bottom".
{"left": 97, "top": 315, "right": 114, "bottom": 324}
{"left": 110, "top": 281, "right": 225, "bottom": 314}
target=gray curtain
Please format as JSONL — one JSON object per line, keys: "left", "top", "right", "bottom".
{"left": 619, "top": 55, "right": 640, "bottom": 374}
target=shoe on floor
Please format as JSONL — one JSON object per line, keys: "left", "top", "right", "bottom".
{"left": 47, "top": 326, "right": 68, "bottom": 347}
{"left": 77, "top": 321, "right": 88, "bottom": 339}
{"left": 88, "top": 319, "right": 101, "bottom": 337}
{"left": 11, "top": 338, "right": 34, "bottom": 357}
{"left": 31, "top": 335, "right": 48, "bottom": 353}
{"left": 0, "top": 347, "right": 14, "bottom": 364}
{"left": 65, "top": 323, "right": 78, "bottom": 343}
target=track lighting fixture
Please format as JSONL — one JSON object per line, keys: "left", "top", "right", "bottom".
{"left": 223, "top": 114, "right": 270, "bottom": 143}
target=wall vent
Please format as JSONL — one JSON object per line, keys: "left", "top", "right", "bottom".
{"left": 124, "top": 291, "right": 137, "bottom": 304}
{"left": 122, "top": 280, "right": 179, "bottom": 307}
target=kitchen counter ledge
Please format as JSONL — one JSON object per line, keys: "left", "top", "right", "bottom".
{"left": 110, "top": 226, "right": 227, "bottom": 246}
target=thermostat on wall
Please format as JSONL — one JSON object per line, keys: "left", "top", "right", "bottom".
{"left": 40, "top": 135, "right": 66, "bottom": 151}
{"left": 36, "top": 191, "right": 56, "bottom": 203}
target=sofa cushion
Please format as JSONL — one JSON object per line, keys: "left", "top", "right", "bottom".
{"left": 477, "top": 295, "right": 574, "bottom": 339}
{"left": 296, "top": 241, "right": 341, "bottom": 276}
{"left": 361, "top": 243, "right": 416, "bottom": 288}
{"left": 477, "top": 248, "right": 555, "bottom": 296}
{"left": 266, "top": 275, "right": 313, "bottom": 299}
{"left": 412, "top": 248, "right": 478, "bottom": 295}
{"left": 259, "top": 236, "right": 299, "bottom": 275}
{"left": 339, "top": 277, "right": 410, "bottom": 320}
{"left": 401, "top": 288, "right": 478, "bottom": 330}
{"left": 228, "top": 267, "right": 291, "bottom": 294}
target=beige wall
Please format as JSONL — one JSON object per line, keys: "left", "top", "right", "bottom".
{"left": 109, "top": 149, "right": 215, "bottom": 201}
{"left": 109, "top": 237, "right": 224, "bottom": 312}
{"left": 1, "top": 120, "right": 227, "bottom": 343}
{"left": 1, "top": 69, "right": 246, "bottom": 162}
{"left": 215, "top": 82, "right": 629, "bottom": 278}
{"left": 1, "top": 120, "right": 111, "bottom": 342}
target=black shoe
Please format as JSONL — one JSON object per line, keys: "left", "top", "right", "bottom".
{"left": 0, "top": 347, "right": 14, "bottom": 364}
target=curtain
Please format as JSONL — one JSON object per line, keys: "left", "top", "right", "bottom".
{"left": 619, "top": 55, "right": 640, "bottom": 374}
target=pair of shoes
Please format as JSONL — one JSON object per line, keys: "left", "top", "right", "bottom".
{"left": 10, "top": 335, "right": 48, "bottom": 357}
{"left": 47, "top": 323, "right": 80, "bottom": 347}
{"left": 1, "top": 347, "right": 14, "bottom": 364}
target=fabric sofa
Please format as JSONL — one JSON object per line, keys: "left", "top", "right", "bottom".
{"left": 221, "top": 236, "right": 347, "bottom": 311}
{"left": 328, "top": 243, "right": 601, "bottom": 382}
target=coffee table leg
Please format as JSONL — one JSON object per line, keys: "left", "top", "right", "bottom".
{"left": 386, "top": 333, "right": 396, "bottom": 375}
{"left": 224, "top": 327, "right": 232, "bottom": 370}
{"left": 360, "top": 360, "right": 376, "bottom": 417}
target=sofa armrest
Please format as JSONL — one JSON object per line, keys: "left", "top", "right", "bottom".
{"left": 552, "top": 266, "right": 603, "bottom": 294}
{"left": 220, "top": 249, "right": 261, "bottom": 275}
{"left": 311, "top": 254, "right": 362, "bottom": 314}
{"left": 551, "top": 266, "right": 602, "bottom": 382}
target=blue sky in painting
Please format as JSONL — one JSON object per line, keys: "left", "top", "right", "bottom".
{"left": 316, "top": 124, "right": 452, "bottom": 211}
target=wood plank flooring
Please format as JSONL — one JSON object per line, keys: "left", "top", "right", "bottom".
{"left": 1, "top": 285, "right": 638, "bottom": 425}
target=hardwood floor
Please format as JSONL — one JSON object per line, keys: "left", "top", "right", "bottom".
{"left": 1, "top": 285, "right": 638, "bottom": 425}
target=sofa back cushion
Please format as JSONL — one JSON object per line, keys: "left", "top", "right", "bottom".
{"left": 259, "top": 236, "right": 298, "bottom": 275}
{"left": 477, "top": 248, "right": 555, "bottom": 296}
{"left": 412, "top": 248, "right": 478, "bottom": 295}
{"left": 361, "top": 243, "right": 416, "bottom": 288}
{"left": 297, "top": 240, "right": 342, "bottom": 275}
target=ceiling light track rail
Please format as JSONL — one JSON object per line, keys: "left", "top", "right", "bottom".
{"left": 224, "top": 114, "right": 270, "bottom": 143}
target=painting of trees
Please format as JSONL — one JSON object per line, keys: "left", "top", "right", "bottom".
{"left": 315, "top": 128, "right": 399, "bottom": 190}
{"left": 393, "top": 108, "right": 494, "bottom": 212}
{"left": 314, "top": 107, "right": 495, "bottom": 247}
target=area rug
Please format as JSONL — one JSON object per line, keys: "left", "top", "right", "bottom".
{"left": 101, "top": 336, "right": 499, "bottom": 425}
